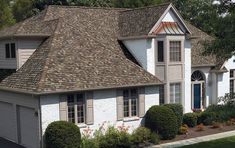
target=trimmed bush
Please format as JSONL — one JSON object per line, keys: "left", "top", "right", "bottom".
{"left": 45, "top": 121, "right": 81, "bottom": 148}
{"left": 198, "top": 111, "right": 218, "bottom": 125}
{"left": 131, "top": 126, "right": 152, "bottom": 144}
{"left": 150, "top": 132, "right": 160, "bottom": 145}
{"left": 145, "top": 105, "right": 178, "bottom": 140}
{"left": 163, "top": 104, "right": 183, "bottom": 130}
{"left": 183, "top": 113, "right": 197, "bottom": 127}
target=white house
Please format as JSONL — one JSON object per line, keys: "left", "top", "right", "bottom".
{"left": 0, "top": 3, "right": 233, "bottom": 148}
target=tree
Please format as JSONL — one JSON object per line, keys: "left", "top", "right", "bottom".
{"left": 0, "top": 0, "right": 15, "bottom": 29}
{"left": 114, "top": 0, "right": 170, "bottom": 8}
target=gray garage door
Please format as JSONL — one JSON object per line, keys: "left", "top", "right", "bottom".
{"left": 18, "top": 106, "right": 39, "bottom": 148}
{"left": 0, "top": 101, "right": 17, "bottom": 141}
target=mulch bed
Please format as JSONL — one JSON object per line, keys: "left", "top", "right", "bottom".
{"left": 160, "top": 124, "right": 235, "bottom": 144}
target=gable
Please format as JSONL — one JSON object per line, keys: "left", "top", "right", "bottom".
{"left": 149, "top": 5, "right": 191, "bottom": 35}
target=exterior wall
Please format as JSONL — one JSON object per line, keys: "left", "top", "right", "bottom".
{"left": 0, "top": 39, "right": 17, "bottom": 69}
{"left": 18, "top": 39, "right": 42, "bottom": 68}
{"left": 40, "top": 86, "right": 159, "bottom": 135}
{"left": 184, "top": 40, "right": 191, "bottom": 112}
{"left": 123, "top": 39, "right": 155, "bottom": 75}
{"left": 0, "top": 38, "right": 42, "bottom": 69}
{"left": 40, "top": 95, "right": 60, "bottom": 134}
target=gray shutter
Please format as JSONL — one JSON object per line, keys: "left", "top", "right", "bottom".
{"left": 86, "top": 91, "right": 94, "bottom": 125}
{"left": 116, "top": 89, "right": 124, "bottom": 120}
{"left": 138, "top": 87, "right": 145, "bottom": 117}
{"left": 59, "top": 94, "right": 68, "bottom": 121}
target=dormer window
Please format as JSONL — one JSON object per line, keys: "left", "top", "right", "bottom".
{"left": 5, "top": 43, "right": 16, "bottom": 59}
{"left": 169, "top": 41, "right": 181, "bottom": 62}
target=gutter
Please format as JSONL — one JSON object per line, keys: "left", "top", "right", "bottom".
{"left": 0, "top": 82, "right": 164, "bottom": 95}
{"left": 0, "top": 34, "right": 51, "bottom": 40}
{"left": 118, "top": 35, "right": 157, "bottom": 40}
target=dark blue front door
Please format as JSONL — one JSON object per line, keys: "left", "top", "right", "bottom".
{"left": 194, "top": 84, "right": 201, "bottom": 109}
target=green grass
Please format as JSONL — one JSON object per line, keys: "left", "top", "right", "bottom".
{"left": 180, "top": 136, "right": 235, "bottom": 148}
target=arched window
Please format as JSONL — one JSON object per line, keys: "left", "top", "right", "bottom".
{"left": 191, "top": 70, "right": 204, "bottom": 81}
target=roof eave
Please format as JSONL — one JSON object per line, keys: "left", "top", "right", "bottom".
{"left": 0, "top": 82, "right": 163, "bottom": 95}
{"left": 0, "top": 34, "right": 51, "bottom": 40}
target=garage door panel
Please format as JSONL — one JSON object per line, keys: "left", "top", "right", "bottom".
{"left": 18, "top": 106, "right": 39, "bottom": 148}
{"left": 0, "top": 102, "right": 16, "bottom": 141}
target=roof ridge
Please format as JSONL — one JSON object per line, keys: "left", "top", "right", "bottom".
{"left": 120, "top": 2, "right": 171, "bottom": 12}
{"left": 47, "top": 5, "right": 130, "bottom": 11}
{"left": 35, "top": 19, "right": 62, "bottom": 92}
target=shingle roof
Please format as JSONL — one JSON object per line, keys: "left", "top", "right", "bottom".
{"left": 0, "top": 10, "right": 58, "bottom": 39}
{"left": 186, "top": 22, "right": 222, "bottom": 67}
{"left": 0, "top": 6, "right": 162, "bottom": 93}
{"left": 119, "top": 3, "right": 169, "bottom": 37}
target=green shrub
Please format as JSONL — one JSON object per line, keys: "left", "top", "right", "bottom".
{"left": 183, "top": 113, "right": 197, "bottom": 127}
{"left": 198, "top": 111, "right": 218, "bottom": 125}
{"left": 150, "top": 132, "right": 160, "bottom": 145}
{"left": 131, "top": 126, "right": 151, "bottom": 144}
{"left": 45, "top": 121, "right": 81, "bottom": 148}
{"left": 164, "top": 104, "right": 183, "bottom": 130}
{"left": 98, "top": 126, "right": 132, "bottom": 148}
{"left": 145, "top": 105, "right": 178, "bottom": 140}
{"left": 81, "top": 137, "right": 99, "bottom": 148}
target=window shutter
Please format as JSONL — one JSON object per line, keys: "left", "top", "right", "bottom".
{"left": 138, "top": 87, "right": 145, "bottom": 117}
{"left": 59, "top": 94, "right": 68, "bottom": 121}
{"left": 116, "top": 89, "right": 124, "bottom": 120}
{"left": 5, "top": 44, "right": 10, "bottom": 58}
{"left": 86, "top": 91, "right": 94, "bottom": 125}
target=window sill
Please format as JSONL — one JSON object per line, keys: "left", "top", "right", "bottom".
{"left": 76, "top": 123, "right": 87, "bottom": 128}
{"left": 123, "top": 117, "right": 140, "bottom": 122}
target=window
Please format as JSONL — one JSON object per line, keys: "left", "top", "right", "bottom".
{"left": 170, "top": 83, "right": 181, "bottom": 103}
{"left": 157, "top": 41, "right": 164, "bottom": 62}
{"left": 230, "top": 70, "right": 235, "bottom": 93}
{"left": 67, "top": 93, "right": 85, "bottom": 124}
{"left": 5, "top": 43, "right": 16, "bottom": 59}
{"left": 123, "top": 89, "right": 138, "bottom": 117}
{"left": 170, "top": 41, "right": 181, "bottom": 62}
{"left": 159, "top": 85, "right": 165, "bottom": 105}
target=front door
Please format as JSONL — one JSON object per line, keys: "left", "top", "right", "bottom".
{"left": 194, "top": 84, "right": 201, "bottom": 109}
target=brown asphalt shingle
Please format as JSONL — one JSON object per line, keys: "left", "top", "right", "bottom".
{"left": 0, "top": 6, "right": 162, "bottom": 93}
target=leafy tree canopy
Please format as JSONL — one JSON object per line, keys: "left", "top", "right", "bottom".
{"left": 0, "top": 0, "right": 15, "bottom": 29}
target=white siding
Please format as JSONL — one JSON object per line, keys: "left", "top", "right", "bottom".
{"left": 18, "top": 39, "right": 42, "bottom": 68}
{"left": 0, "top": 39, "right": 42, "bottom": 69}
{"left": 123, "top": 39, "right": 155, "bottom": 75}
{"left": 184, "top": 40, "right": 191, "bottom": 112}
{"left": 0, "top": 40, "right": 17, "bottom": 69}
{"left": 40, "top": 86, "right": 159, "bottom": 135}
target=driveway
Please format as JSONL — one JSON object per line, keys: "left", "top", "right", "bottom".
{"left": 0, "top": 137, "right": 24, "bottom": 148}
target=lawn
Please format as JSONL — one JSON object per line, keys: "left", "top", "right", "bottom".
{"left": 181, "top": 136, "right": 235, "bottom": 148}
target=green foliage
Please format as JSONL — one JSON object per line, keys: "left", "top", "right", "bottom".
{"left": 114, "top": 0, "right": 169, "bottom": 8}
{"left": 183, "top": 113, "right": 197, "bottom": 127}
{"left": 163, "top": 103, "right": 183, "bottom": 130}
{"left": 44, "top": 121, "right": 81, "bottom": 148}
{"left": 145, "top": 105, "right": 178, "bottom": 140}
{"left": 198, "top": 112, "right": 218, "bottom": 125}
{"left": 131, "top": 126, "right": 152, "bottom": 144}
{"left": 81, "top": 137, "right": 99, "bottom": 148}
{"left": 98, "top": 126, "right": 132, "bottom": 148}
{"left": 0, "top": 0, "right": 15, "bottom": 29}
{"left": 150, "top": 132, "right": 160, "bottom": 145}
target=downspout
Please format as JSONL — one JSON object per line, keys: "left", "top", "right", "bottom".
{"left": 34, "top": 94, "right": 43, "bottom": 148}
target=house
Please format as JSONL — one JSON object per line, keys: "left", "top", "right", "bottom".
{"left": 0, "top": 3, "right": 234, "bottom": 148}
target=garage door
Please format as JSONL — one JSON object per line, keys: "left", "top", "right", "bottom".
{"left": 0, "top": 102, "right": 16, "bottom": 141}
{"left": 18, "top": 106, "right": 39, "bottom": 148}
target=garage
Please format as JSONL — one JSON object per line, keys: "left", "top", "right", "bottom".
{"left": 0, "top": 90, "right": 40, "bottom": 148}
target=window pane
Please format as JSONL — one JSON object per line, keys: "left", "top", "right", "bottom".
{"left": 77, "top": 93, "right": 85, "bottom": 123}
{"left": 5, "top": 44, "right": 10, "bottom": 58}
{"left": 131, "top": 89, "right": 137, "bottom": 116}
{"left": 230, "top": 70, "right": 234, "bottom": 78}
{"left": 11, "top": 43, "right": 16, "bottom": 58}
{"left": 170, "top": 84, "right": 174, "bottom": 103}
{"left": 230, "top": 80, "right": 234, "bottom": 93}
{"left": 170, "top": 83, "right": 181, "bottom": 103}
{"left": 67, "top": 95, "right": 75, "bottom": 123}
{"left": 157, "top": 41, "right": 164, "bottom": 62}
{"left": 159, "top": 85, "right": 165, "bottom": 105}
{"left": 170, "top": 41, "right": 181, "bottom": 62}
{"left": 123, "top": 90, "right": 129, "bottom": 117}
